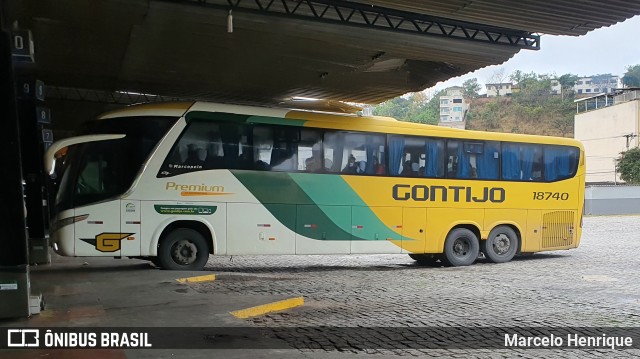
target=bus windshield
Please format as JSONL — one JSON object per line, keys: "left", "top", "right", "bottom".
{"left": 55, "top": 116, "right": 178, "bottom": 212}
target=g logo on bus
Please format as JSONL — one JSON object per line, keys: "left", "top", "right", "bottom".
{"left": 80, "top": 233, "right": 134, "bottom": 252}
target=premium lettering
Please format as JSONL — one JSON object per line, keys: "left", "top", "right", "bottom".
{"left": 165, "top": 182, "right": 224, "bottom": 193}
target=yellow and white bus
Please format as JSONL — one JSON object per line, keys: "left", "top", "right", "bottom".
{"left": 45, "top": 102, "right": 585, "bottom": 270}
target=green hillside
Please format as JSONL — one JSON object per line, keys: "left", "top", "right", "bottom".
{"left": 373, "top": 73, "right": 578, "bottom": 138}
{"left": 465, "top": 95, "right": 574, "bottom": 137}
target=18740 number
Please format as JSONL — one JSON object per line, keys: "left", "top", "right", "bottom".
{"left": 533, "top": 192, "right": 569, "bottom": 200}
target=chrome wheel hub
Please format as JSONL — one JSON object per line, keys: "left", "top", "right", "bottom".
{"left": 172, "top": 239, "right": 198, "bottom": 265}
{"left": 493, "top": 234, "right": 511, "bottom": 255}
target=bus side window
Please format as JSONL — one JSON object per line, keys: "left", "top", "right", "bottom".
{"left": 270, "top": 127, "right": 298, "bottom": 172}
{"left": 298, "top": 129, "right": 323, "bottom": 172}
{"left": 185, "top": 143, "right": 206, "bottom": 166}
{"left": 159, "top": 121, "right": 213, "bottom": 175}
{"left": 218, "top": 123, "right": 248, "bottom": 169}
{"left": 532, "top": 150, "right": 543, "bottom": 180}
{"left": 501, "top": 143, "right": 542, "bottom": 181}
{"left": 324, "top": 132, "right": 344, "bottom": 173}
{"left": 388, "top": 135, "right": 405, "bottom": 176}
{"left": 424, "top": 138, "right": 444, "bottom": 178}
{"left": 446, "top": 141, "right": 471, "bottom": 179}
{"left": 343, "top": 132, "right": 384, "bottom": 175}
{"left": 203, "top": 129, "right": 224, "bottom": 169}
{"left": 252, "top": 126, "right": 273, "bottom": 171}
{"left": 544, "top": 145, "right": 579, "bottom": 181}
{"left": 472, "top": 141, "right": 499, "bottom": 180}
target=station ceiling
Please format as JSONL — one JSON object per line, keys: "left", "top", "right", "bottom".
{"left": 4, "top": 0, "right": 640, "bottom": 105}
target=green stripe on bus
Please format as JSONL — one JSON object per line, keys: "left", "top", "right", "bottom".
{"left": 247, "top": 115, "right": 307, "bottom": 127}
{"left": 290, "top": 174, "right": 402, "bottom": 241}
{"left": 231, "top": 171, "right": 402, "bottom": 241}
{"left": 231, "top": 171, "right": 352, "bottom": 240}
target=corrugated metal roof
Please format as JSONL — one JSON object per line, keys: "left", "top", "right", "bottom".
{"left": 4, "top": 0, "right": 640, "bottom": 105}
{"left": 356, "top": 0, "right": 640, "bottom": 36}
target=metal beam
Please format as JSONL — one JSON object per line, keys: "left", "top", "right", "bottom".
{"left": 164, "top": 0, "right": 539, "bottom": 50}
{"left": 45, "top": 86, "right": 187, "bottom": 105}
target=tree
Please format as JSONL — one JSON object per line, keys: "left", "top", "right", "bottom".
{"left": 557, "top": 73, "right": 579, "bottom": 89}
{"left": 425, "top": 89, "right": 446, "bottom": 118}
{"left": 591, "top": 73, "right": 615, "bottom": 93}
{"left": 373, "top": 96, "right": 411, "bottom": 119}
{"left": 557, "top": 73, "right": 579, "bottom": 99}
{"left": 509, "top": 70, "right": 537, "bottom": 87}
{"left": 623, "top": 64, "right": 640, "bottom": 88}
{"left": 617, "top": 147, "right": 640, "bottom": 184}
{"left": 373, "top": 91, "right": 440, "bottom": 125}
{"left": 487, "top": 68, "right": 508, "bottom": 96}
{"left": 550, "top": 114, "right": 574, "bottom": 137}
{"left": 511, "top": 73, "right": 552, "bottom": 107}
{"left": 462, "top": 78, "right": 481, "bottom": 99}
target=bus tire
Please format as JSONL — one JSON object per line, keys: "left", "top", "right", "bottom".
{"left": 482, "top": 226, "right": 519, "bottom": 263}
{"left": 441, "top": 228, "right": 479, "bottom": 267}
{"left": 149, "top": 257, "right": 162, "bottom": 268}
{"left": 409, "top": 254, "right": 441, "bottom": 266}
{"left": 158, "top": 228, "right": 209, "bottom": 270}
{"left": 408, "top": 254, "right": 422, "bottom": 261}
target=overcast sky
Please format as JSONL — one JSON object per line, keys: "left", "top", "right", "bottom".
{"left": 428, "top": 14, "right": 640, "bottom": 94}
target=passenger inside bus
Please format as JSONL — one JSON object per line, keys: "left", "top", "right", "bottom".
{"left": 411, "top": 162, "right": 419, "bottom": 175}
{"left": 356, "top": 161, "right": 367, "bottom": 174}
{"left": 305, "top": 145, "right": 323, "bottom": 172}
{"left": 342, "top": 155, "right": 358, "bottom": 174}
{"left": 373, "top": 156, "right": 385, "bottom": 175}
{"left": 184, "top": 144, "right": 206, "bottom": 167}
{"left": 305, "top": 155, "right": 322, "bottom": 172}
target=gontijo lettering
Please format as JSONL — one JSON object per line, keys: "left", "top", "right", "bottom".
{"left": 392, "top": 184, "right": 505, "bottom": 203}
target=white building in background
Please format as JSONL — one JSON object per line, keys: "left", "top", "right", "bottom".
{"left": 574, "top": 75, "right": 621, "bottom": 96}
{"left": 485, "top": 82, "right": 513, "bottom": 97}
{"left": 438, "top": 86, "right": 467, "bottom": 129}
{"left": 574, "top": 89, "right": 640, "bottom": 183}
{"left": 552, "top": 75, "right": 622, "bottom": 96}
{"left": 550, "top": 79, "right": 562, "bottom": 94}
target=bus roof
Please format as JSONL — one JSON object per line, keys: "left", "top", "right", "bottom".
{"left": 99, "top": 102, "right": 195, "bottom": 119}
{"left": 100, "top": 101, "right": 583, "bottom": 149}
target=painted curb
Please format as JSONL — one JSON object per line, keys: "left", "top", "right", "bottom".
{"left": 175, "top": 274, "right": 216, "bottom": 283}
{"left": 230, "top": 297, "right": 305, "bottom": 319}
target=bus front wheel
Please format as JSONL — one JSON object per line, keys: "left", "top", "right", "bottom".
{"left": 482, "top": 226, "right": 519, "bottom": 263}
{"left": 149, "top": 257, "right": 162, "bottom": 268}
{"left": 441, "top": 228, "right": 479, "bottom": 267}
{"left": 158, "top": 228, "right": 209, "bottom": 270}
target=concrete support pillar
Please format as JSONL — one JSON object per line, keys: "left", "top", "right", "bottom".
{"left": 0, "top": 7, "right": 32, "bottom": 318}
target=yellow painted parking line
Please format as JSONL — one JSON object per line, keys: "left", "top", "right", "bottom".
{"left": 175, "top": 274, "right": 216, "bottom": 283}
{"left": 230, "top": 297, "right": 304, "bottom": 319}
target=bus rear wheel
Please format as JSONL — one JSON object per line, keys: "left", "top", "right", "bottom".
{"left": 441, "top": 228, "right": 479, "bottom": 267}
{"left": 158, "top": 228, "right": 209, "bottom": 270}
{"left": 482, "top": 226, "right": 519, "bottom": 263}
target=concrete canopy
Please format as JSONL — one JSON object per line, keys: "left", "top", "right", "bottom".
{"left": 3, "top": 0, "right": 640, "bottom": 105}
